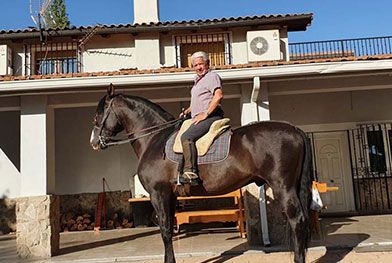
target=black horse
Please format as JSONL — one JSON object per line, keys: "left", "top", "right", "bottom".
{"left": 90, "top": 85, "right": 313, "bottom": 263}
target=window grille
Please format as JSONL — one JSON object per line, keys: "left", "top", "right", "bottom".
{"left": 174, "top": 33, "right": 231, "bottom": 68}
{"left": 349, "top": 123, "right": 392, "bottom": 213}
{"left": 25, "top": 42, "right": 81, "bottom": 75}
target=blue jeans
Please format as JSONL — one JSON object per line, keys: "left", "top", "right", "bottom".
{"left": 181, "top": 115, "right": 223, "bottom": 142}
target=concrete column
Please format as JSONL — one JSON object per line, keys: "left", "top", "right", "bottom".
{"left": 20, "top": 95, "right": 55, "bottom": 196}
{"left": 241, "top": 81, "right": 288, "bottom": 246}
{"left": 240, "top": 81, "right": 271, "bottom": 246}
{"left": 18, "top": 95, "right": 58, "bottom": 258}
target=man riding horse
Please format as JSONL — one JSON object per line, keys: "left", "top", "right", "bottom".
{"left": 90, "top": 60, "right": 313, "bottom": 263}
{"left": 178, "top": 51, "right": 224, "bottom": 185}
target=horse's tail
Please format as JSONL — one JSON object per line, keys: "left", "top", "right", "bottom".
{"left": 298, "top": 128, "right": 313, "bottom": 249}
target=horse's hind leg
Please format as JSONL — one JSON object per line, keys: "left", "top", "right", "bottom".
{"left": 272, "top": 187, "right": 308, "bottom": 263}
{"left": 150, "top": 189, "right": 177, "bottom": 263}
{"left": 286, "top": 191, "right": 308, "bottom": 263}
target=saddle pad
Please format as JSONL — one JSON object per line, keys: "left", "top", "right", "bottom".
{"left": 173, "top": 118, "right": 231, "bottom": 155}
{"left": 165, "top": 129, "right": 232, "bottom": 165}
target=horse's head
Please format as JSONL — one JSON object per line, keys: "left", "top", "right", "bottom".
{"left": 90, "top": 84, "right": 124, "bottom": 150}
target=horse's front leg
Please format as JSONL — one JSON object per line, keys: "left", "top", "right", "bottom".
{"left": 150, "top": 188, "right": 177, "bottom": 263}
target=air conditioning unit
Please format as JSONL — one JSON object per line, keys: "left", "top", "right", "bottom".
{"left": 0, "top": 45, "right": 13, "bottom": 75}
{"left": 246, "top": 30, "right": 281, "bottom": 62}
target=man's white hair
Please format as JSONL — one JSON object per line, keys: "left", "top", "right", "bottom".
{"left": 191, "top": 51, "right": 209, "bottom": 64}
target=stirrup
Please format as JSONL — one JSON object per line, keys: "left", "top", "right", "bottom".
{"left": 183, "top": 171, "right": 198, "bottom": 180}
{"left": 179, "top": 171, "right": 200, "bottom": 186}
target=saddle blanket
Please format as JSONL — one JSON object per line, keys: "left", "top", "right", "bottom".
{"left": 165, "top": 129, "right": 232, "bottom": 164}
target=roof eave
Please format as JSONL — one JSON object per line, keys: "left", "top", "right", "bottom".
{"left": 0, "top": 14, "right": 313, "bottom": 40}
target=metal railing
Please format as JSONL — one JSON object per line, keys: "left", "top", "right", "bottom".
{"left": 349, "top": 123, "right": 392, "bottom": 214}
{"left": 25, "top": 41, "right": 82, "bottom": 75}
{"left": 289, "top": 36, "right": 392, "bottom": 61}
{"left": 21, "top": 36, "right": 392, "bottom": 75}
{"left": 174, "top": 32, "right": 232, "bottom": 68}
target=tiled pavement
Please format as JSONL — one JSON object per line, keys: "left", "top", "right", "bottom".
{"left": 0, "top": 215, "right": 391, "bottom": 262}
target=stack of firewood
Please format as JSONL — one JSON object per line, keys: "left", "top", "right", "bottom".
{"left": 106, "top": 213, "right": 133, "bottom": 229}
{"left": 60, "top": 212, "right": 133, "bottom": 232}
{"left": 61, "top": 213, "right": 94, "bottom": 232}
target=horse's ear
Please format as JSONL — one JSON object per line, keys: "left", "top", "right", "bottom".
{"left": 107, "top": 83, "right": 115, "bottom": 98}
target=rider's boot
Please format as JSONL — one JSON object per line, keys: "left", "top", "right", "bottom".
{"left": 179, "top": 140, "right": 200, "bottom": 185}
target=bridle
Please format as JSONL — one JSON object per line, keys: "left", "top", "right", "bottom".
{"left": 95, "top": 97, "right": 182, "bottom": 148}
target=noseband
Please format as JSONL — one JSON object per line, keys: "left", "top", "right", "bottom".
{"left": 95, "top": 97, "right": 119, "bottom": 148}
{"left": 96, "top": 97, "right": 182, "bottom": 148}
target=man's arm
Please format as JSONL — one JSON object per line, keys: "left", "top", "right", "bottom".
{"left": 206, "top": 88, "right": 223, "bottom": 116}
{"left": 193, "top": 88, "right": 223, "bottom": 124}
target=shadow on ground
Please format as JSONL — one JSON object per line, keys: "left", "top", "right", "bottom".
{"left": 197, "top": 244, "right": 249, "bottom": 263}
{"left": 58, "top": 229, "right": 161, "bottom": 255}
{"left": 310, "top": 217, "right": 370, "bottom": 262}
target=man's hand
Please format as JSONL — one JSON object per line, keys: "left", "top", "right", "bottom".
{"left": 193, "top": 112, "right": 208, "bottom": 124}
{"left": 179, "top": 107, "right": 191, "bottom": 118}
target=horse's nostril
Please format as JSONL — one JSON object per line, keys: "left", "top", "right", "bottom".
{"left": 91, "top": 143, "right": 100, "bottom": 151}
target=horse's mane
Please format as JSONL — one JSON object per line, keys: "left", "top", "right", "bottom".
{"left": 120, "top": 94, "right": 175, "bottom": 122}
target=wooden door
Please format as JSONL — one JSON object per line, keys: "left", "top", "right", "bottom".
{"left": 313, "top": 131, "right": 355, "bottom": 213}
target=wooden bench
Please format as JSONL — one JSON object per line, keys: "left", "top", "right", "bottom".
{"left": 175, "top": 189, "right": 246, "bottom": 238}
{"left": 128, "top": 189, "right": 246, "bottom": 238}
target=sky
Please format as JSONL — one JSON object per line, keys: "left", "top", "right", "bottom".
{"left": 0, "top": 0, "right": 391, "bottom": 43}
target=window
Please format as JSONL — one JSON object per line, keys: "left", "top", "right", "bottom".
{"left": 175, "top": 33, "right": 231, "bottom": 68}
{"left": 367, "top": 130, "right": 386, "bottom": 173}
{"left": 35, "top": 50, "right": 78, "bottom": 75}
{"left": 27, "top": 42, "right": 80, "bottom": 75}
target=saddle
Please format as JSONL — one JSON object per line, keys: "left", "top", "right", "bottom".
{"left": 173, "top": 118, "right": 230, "bottom": 156}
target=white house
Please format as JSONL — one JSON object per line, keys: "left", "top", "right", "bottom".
{"left": 1, "top": 0, "right": 392, "bottom": 258}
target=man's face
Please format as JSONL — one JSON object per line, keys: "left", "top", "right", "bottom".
{"left": 193, "top": 57, "right": 209, "bottom": 77}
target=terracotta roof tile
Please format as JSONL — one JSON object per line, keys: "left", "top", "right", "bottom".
{"left": 0, "top": 13, "right": 312, "bottom": 40}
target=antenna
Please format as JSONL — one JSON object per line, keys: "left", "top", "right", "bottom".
{"left": 29, "top": 0, "right": 53, "bottom": 42}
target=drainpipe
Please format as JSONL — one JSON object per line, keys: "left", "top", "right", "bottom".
{"left": 252, "top": 76, "right": 271, "bottom": 246}
{"left": 251, "top": 76, "right": 260, "bottom": 120}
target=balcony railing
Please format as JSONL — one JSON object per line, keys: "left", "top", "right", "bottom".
{"left": 20, "top": 36, "right": 392, "bottom": 76}
{"left": 175, "top": 32, "right": 232, "bottom": 68}
{"left": 289, "top": 36, "right": 392, "bottom": 61}
{"left": 25, "top": 42, "right": 82, "bottom": 75}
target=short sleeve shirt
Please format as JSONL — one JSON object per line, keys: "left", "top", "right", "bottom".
{"left": 190, "top": 70, "right": 222, "bottom": 118}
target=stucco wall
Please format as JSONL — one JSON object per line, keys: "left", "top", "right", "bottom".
{"left": 0, "top": 111, "right": 20, "bottom": 198}
{"left": 231, "top": 28, "right": 248, "bottom": 65}
{"left": 55, "top": 106, "right": 136, "bottom": 195}
{"left": 160, "top": 34, "right": 176, "bottom": 67}
{"left": 270, "top": 88, "right": 392, "bottom": 126}
{"left": 83, "top": 34, "right": 135, "bottom": 72}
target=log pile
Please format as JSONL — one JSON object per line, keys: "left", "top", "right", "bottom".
{"left": 60, "top": 212, "right": 133, "bottom": 232}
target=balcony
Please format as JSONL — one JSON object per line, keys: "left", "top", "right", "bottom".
{"left": 289, "top": 36, "right": 392, "bottom": 61}
{"left": 25, "top": 41, "right": 82, "bottom": 76}
{"left": 20, "top": 36, "right": 392, "bottom": 76}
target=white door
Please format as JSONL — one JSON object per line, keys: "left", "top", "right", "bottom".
{"left": 313, "top": 131, "right": 355, "bottom": 213}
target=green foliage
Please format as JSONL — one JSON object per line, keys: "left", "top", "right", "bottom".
{"left": 44, "top": 0, "right": 70, "bottom": 29}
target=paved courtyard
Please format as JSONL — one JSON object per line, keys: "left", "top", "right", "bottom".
{"left": 0, "top": 215, "right": 391, "bottom": 262}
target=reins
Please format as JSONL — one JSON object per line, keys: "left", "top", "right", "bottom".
{"left": 97, "top": 97, "right": 182, "bottom": 148}
{"left": 101, "top": 118, "right": 181, "bottom": 147}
